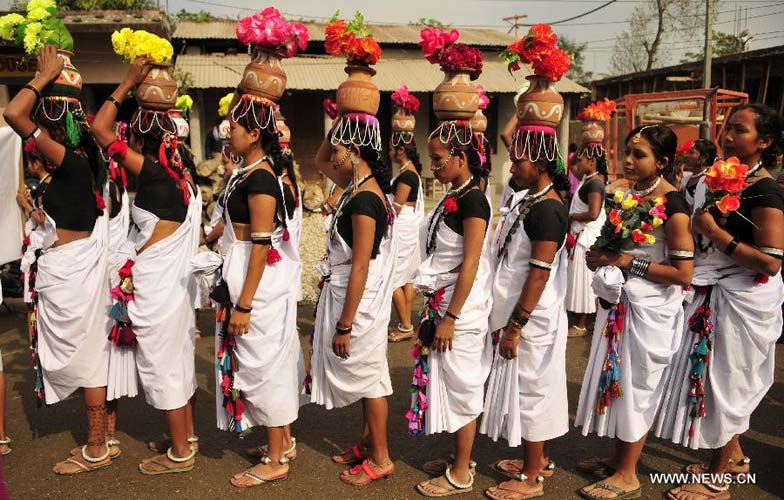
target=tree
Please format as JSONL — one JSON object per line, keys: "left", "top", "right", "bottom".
{"left": 558, "top": 34, "right": 593, "bottom": 83}
{"left": 11, "top": 0, "right": 156, "bottom": 10}
{"left": 409, "top": 18, "right": 451, "bottom": 28}
{"left": 679, "top": 29, "right": 750, "bottom": 63}
{"left": 610, "top": 0, "right": 709, "bottom": 74}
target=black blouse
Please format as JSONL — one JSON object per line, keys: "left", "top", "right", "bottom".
{"left": 578, "top": 178, "right": 606, "bottom": 204}
{"left": 134, "top": 159, "right": 188, "bottom": 223}
{"left": 523, "top": 198, "right": 569, "bottom": 247}
{"left": 336, "top": 191, "right": 388, "bottom": 259}
{"left": 41, "top": 148, "right": 99, "bottom": 231}
{"left": 392, "top": 170, "right": 419, "bottom": 203}
{"left": 664, "top": 190, "right": 690, "bottom": 219}
{"left": 225, "top": 169, "right": 293, "bottom": 224}
{"left": 711, "top": 177, "right": 784, "bottom": 245}
{"left": 444, "top": 188, "right": 491, "bottom": 236}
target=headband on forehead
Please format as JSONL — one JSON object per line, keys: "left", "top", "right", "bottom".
{"left": 581, "top": 142, "right": 606, "bottom": 159}
{"left": 330, "top": 113, "right": 382, "bottom": 152}
{"left": 428, "top": 120, "right": 474, "bottom": 146}
{"left": 35, "top": 97, "right": 87, "bottom": 148}
{"left": 511, "top": 124, "right": 561, "bottom": 163}
{"left": 392, "top": 130, "right": 415, "bottom": 147}
{"left": 130, "top": 108, "right": 177, "bottom": 136}
{"left": 231, "top": 93, "right": 277, "bottom": 133}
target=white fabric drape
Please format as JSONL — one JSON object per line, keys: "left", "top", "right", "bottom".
{"left": 389, "top": 173, "right": 425, "bottom": 288}
{"left": 566, "top": 177, "right": 606, "bottom": 314}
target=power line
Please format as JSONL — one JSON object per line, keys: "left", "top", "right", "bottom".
{"left": 519, "top": 0, "right": 618, "bottom": 26}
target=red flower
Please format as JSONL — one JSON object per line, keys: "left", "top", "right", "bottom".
{"left": 443, "top": 197, "right": 458, "bottom": 214}
{"left": 631, "top": 229, "right": 647, "bottom": 244}
{"left": 325, "top": 19, "right": 349, "bottom": 55}
{"left": 118, "top": 259, "right": 134, "bottom": 279}
{"left": 754, "top": 273, "right": 770, "bottom": 284}
{"left": 641, "top": 222, "right": 653, "bottom": 232}
{"left": 438, "top": 43, "right": 483, "bottom": 80}
{"left": 108, "top": 140, "right": 128, "bottom": 162}
{"left": 716, "top": 194, "right": 741, "bottom": 215}
{"left": 347, "top": 36, "right": 382, "bottom": 65}
{"left": 419, "top": 27, "right": 460, "bottom": 64}
{"left": 608, "top": 208, "right": 622, "bottom": 226}
{"left": 323, "top": 98, "right": 338, "bottom": 119}
{"left": 531, "top": 47, "right": 571, "bottom": 82}
{"left": 578, "top": 98, "right": 616, "bottom": 121}
{"left": 392, "top": 85, "right": 421, "bottom": 113}
{"left": 508, "top": 24, "right": 557, "bottom": 64}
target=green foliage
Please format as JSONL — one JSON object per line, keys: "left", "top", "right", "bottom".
{"left": 679, "top": 30, "right": 749, "bottom": 64}
{"left": 171, "top": 66, "right": 193, "bottom": 95}
{"left": 558, "top": 34, "right": 593, "bottom": 83}
{"left": 11, "top": 0, "right": 156, "bottom": 10}
{"left": 409, "top": 18, "right": 451, "bottom": 28}
{"left": 174, "top": 9, "right": 214, "bottom": 23}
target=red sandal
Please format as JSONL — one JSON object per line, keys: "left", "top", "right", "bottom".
{"left": 340, "top": 459, "right": 394, "bottom": 487}
{"left": 332, "top": 445, "right": 366, "bottom": 465}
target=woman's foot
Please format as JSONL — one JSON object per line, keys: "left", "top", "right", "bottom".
{"left": 246, "top": 436, "right": 297, "bottom": 460}
{"left": 492, "top": 457, "right": 555, "bottom": 479}
{"left": 416, "top": 468, "right": 473, "bottom": 497}
{"left": 423, "top": 455, "right": 476, "bottom": 476}
{"left": 70, "top": 438, "right": 121, "bottom": 459}
{"left": 568, "top": 325, "right": 589, "bottom": 337}
{"left": 577, "top": 456, "right": 617, "bottom": 478}
{"left": 230, "top": 458, "right": 289, "bottom": 488}
{"left": 580, "top": 474, "right": 641, "bottom": 499}
{"left": 340, "top": 459, "right": 394, "bottom": 486}
{"left": 53, "top": 446, "right": 112, "bottom": 475}
{"left": 0, "top": 437, "right": 11, "bottom": 456}
{"left": 486, "top": 478, "right": 544, "bottom": 500}
{"left": 139, "top": 448, "right": 196, "bottom": 475}
{"left": 389, "top": 324, "right": 415, "bottom": 343}
{"left": 685, "top": 456, "right": 750, "bottom": 477}
{"left": 147, "top": 435, "right": 199, "bottom": 454}
{"left": 332, "top": 444, "right": 366, "bottom": 465}
{"left": 667, "top": 483, "right": 730, "bottom": 500}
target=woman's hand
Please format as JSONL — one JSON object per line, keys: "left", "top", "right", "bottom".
{"left": 498, "top": 327, "right": 520, "bottom": 360}
{"left": 122, "top": 58, "right": 152, "bottom": 88}
{"left": 692, "top": 208, "right": 721, "bottom": 239}
{"left": 332, "top": 330, "right": 351, "bottom": 359}
{"left": 36, "top": 45, "right": 64, "bottom": 84}
{"left": 432, "top": 317, "right": 455, "bottom": 352}
{"left": 16, "top": 185, "right": 32, "bottom": 210}
{"left": 228, "top": 310, "right": 250, "bottom": 336}
{"left": 585, "top": 249, "right": 630, "bottom": 271}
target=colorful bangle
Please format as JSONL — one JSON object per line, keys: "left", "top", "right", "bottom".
{"left": 724, "top": 239, "right": 739, "bottom": 256}
{"left": 234, "top": 304, "right": 252, "bottom": 314}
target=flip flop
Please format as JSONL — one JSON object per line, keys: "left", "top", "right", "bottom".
{"left": 423, "top": 454, "right": 477, "bottom": 476}
{"left": 138, "top": 448, "right": 196, "bottom": 475}
{"left": 684, "top": 456, "right": 750, "bottom": 479}
{"left": 491, "top": 459, "right": 555, "bottom": 479}
{"left": 332, "top": 444, "right": 366, "bottom": 465}
{"left": 389, "top": 324, "right": 416, "bottom": 343}
{"left": 579, "top": 480, "right": 641, "bottom": 500}
{"left": 53, "top": 446, "right": 112, "bottom": 475}
{"left": 415, "top": 468, "right": 473, "bottom": 497}
{"left": 70, "top": 439, "right": 122, "bottom": 459}
{"left": 0, "top": 437, "right": 11, "bottom": 456}
{"left": 666, "top": 483, "right": 730, "bottom": 500}
{"left": 247, "top": 436, "right": 297, "bottom": 460}
{"left": 486, "top": 483, "right": 544, "bottom": 500}
{"left": 340, "top": 459, "right": 394, "bottom": 487}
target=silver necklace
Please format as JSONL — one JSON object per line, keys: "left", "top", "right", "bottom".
{"left": 632, "top": 175, "right": 661, "bottom": 197}
{"left": 524, "top": 182, "right": 554, "bottom": 202}
{"left": 583, "top": 171, "right": 599, "bottom": 182}
{"left": 448, "top": 176, "right": 474, "bottom": 195}
{"left": 746, "top": 161, "right": 763, "bottom": 178}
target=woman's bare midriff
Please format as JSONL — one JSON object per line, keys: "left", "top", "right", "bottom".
{"left": 232, "top": 222, "right": 252, "bottom": 242}
{"left": 53, "top": 229, "right": 91, "bottom": 247}
{"left": 139, "top": 220, "right": 182, "bottom": 252}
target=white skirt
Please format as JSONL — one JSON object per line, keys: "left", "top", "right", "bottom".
{"left": 566, "top": 243, "right": 597, "bottom": 314}
{"left": 391, "top": 207, "right": 423, "bottom": 289}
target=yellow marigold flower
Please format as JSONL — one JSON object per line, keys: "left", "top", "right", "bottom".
{"left": 23, "top": 22, "right": 43, "bottom": 55}
{"left": 652, "top": 217, "right": 663, "bottom": 228}
{"left": 176, "top": 95, "right": 193, "bottom": 111}
{"left": 0, "top": 13, "right": 26, "bottom": 41}
{"left": 621, "top": 196, "right": 638, "bottom": 210}
{"left": 645, "top": 233, "right": 656, "bottom": 245}
{"left": 218, "top": 93, "right": 234, "bottom": 117}
{"left": 27, "top": 7, "right": 50, "bottom": 21}
{"left": 652, "top": 197, "right": 664, "bottom": 205}
{"left": 613, "top": 190, "right": 625, "bottom": 204}
{"left": 26, "top": 0, "right": 55, "bottom": 14}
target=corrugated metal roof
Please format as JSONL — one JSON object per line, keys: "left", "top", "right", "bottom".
{"left": 176, "top": 54, "right": 588, "bottom": 94}
{"left": 173, "top": 20, "right": 516, "bottom": 48}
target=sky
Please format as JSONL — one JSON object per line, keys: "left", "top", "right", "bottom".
{"left": 3, "top": 0, "right": 783, "bottom": 77}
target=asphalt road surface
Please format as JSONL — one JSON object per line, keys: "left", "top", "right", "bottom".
{"left": 1, "top": 300, "right": 782, "bottom": 499}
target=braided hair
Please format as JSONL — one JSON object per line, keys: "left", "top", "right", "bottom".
{"left": 359, "top": 143, "right": 392, "bottom": 194}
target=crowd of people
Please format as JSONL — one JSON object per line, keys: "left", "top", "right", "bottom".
{"left": 2, "top": 41, "right": 783, "bottom": 500}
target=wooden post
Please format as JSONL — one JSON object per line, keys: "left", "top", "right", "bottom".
{"left": 740, "top": 62, "right": 746, "bottom": 92}
{"left": 761, "top": 59, "right": 772, "bottom": 104}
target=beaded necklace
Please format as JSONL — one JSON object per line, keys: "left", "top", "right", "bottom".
{"left": 496, "top": 183, "right": 553, "bottom": 259}
{"left": 425, "top": 176, "right": 477, "bottom": 256}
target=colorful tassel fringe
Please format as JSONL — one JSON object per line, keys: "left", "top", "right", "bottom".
{"left": 108, "top": 259, "right": 137, "bottom": 347}
{"left": 595, "top": 302, "right": 626, "bottom": 415}
{"left": 687, "top": 287, "right": 713, "bottom": 437}
{"left": 216, "top": 305, "right": 245, "bottom": 432}
{"left": 406, "top": 288, "right": 444, "bottom": 435}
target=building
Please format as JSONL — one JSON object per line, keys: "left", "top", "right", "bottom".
{"left": 172, "top": 19, "right": 589, "bottom": 198}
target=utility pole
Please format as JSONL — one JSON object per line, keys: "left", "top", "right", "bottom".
{"left": 700, "top": 0, "right": 714, "bottom": 140}
{"left": 503, "top": 14, "right": 528, "bottom": 38}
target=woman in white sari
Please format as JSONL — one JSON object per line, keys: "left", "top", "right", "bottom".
{"left": 481, "top": 125, "right": 570, "bottom": 500}
{"left": 93, "top": 59, "right": 199, "bottom": 474}
{"left": 409, "top": 122, "right": 493, "bottom": 497}
{"left": 309, "top": 113, "right": 397, "bottom": 486}
{"left": 4, "top": 45, "right": 112, "bottom": 474}
{"left": 658, "top": 104, "right": 784, "bottom": 500}
{"left": 574, "top": 124, "right": 694, "bottom": 500}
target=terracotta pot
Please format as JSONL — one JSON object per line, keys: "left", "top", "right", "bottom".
{"left": 516, "top": 75, "right": 563, "bottom": 127}
{"left": 42, "top": 50, "right": 82, "bottom": 98}
{"left": 240, "top": 49, "right": 287, "bottom": 102}
{"left": 432, "top": 69, "right": 478, "bottom": 121}
{"left": 135, "top": 62, "right": 178, "bottom": 111}
{"left": 470, "top": 109, "right": 488, "bottom": 133}
{"left": 392, "top": 107, "right": 416, "bottom": 132}
{"left": 581, "top": 120, "right": 605, "bottom": 144}
{"left": 169, "top": 109, "right": 190, "bottom": 139}
{"left": 276, "top": 119, "right": 291, "bottom": 143}
{"left": 336, "top": 65, "right": 380, "bottom": 115}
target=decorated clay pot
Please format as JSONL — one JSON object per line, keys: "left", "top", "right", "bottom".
{"left": 135, "top": 62, "right": 178, "bottom": 111}
{"left": 470, "top": 109, "right": 488, "bottom": 133}
{"left": 581, "top": 120, "right": 605, "bottom": 145}
{"left": 433, "top": 69, "right": 478, "bottom": 121}
{"left": 241, "top": 49, "right": 287, "bottom": 102}
{"left": 516, "top": 75, "right": 563, "bottom": 127}
{"left": 169, "top": 109, "right": 190, "bottom": 139}
{"left": 336, "top": 65, "right": 380, "bottom": 116}
{"left": 276, "top": 119, "right": 291, "bottom": 143}
{"left": 42, "top": 50, "right": 82, "bottom": 98}
{"left": 392, "top": 107, "right": 416, "bottom": 132}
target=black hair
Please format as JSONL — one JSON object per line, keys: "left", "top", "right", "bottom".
{"left": 534, "top": 157, "right": 571, "bottom": 193}
{"left": 734, "top": 104, "right": 783, "bottom": 169}
{"left": 395, "top": 139, "right": 423, "bottom": 174}
{"left": 568, "top": 142, "right": 578, "bottom": 153}
{"left": 232, "top": 99, "right": 294, "bottom": 186}
{"left": 577, "top": 144, "right": 609, "bottom": 182}
{"left": 625, "top": 124, "right": 677, "bottom": 184}
{"left": 692, "top": 139, "right": 717, "bottom": 168}
{"left": 441, "top": 123, "right": 486, "bottom": 179}
{"left": 358, "top": 143, "right": 392, "bottom": 194}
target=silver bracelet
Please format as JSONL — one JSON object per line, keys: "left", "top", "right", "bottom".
{"left": 669, "top": 249, "right": 694, "bottom": 260}
{"left": 759, "top": 246, "right": 784, "bottom": 258}
{"left": 529, "top": 258, "right": 553, "bottom": 271}
{"left": 629, "top": 257, "right": 651, "bottom": 277}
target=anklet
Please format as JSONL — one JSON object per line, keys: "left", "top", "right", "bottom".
{"left": 166, "top": 447, "right": 197, "bottom": 463}
{"left": 261, "top": 455, "right": 290, "bottom": 465}
{"left": 445, "top": 466, "right": 474, "bottom": 489}
{"left": 519, "top": 473, "right": 544, "bottom": 484}
{"left": 81, "top": 444, "right": 111, "bottom": 463}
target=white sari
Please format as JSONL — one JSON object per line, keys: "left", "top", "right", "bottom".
{"left": 127, "top": 187, "right": 200, "bottom": 411}
{"left": 389, "top": 171, "right": 425, "bottom": 288}
{"left": 566, "top": 177, "right": 606, "bottom": 314}
{"left": 308, "top": 190, "right": 397, "bottom": 409}
{"left": 481, "top": 191, "right": 569, "bottom": 445}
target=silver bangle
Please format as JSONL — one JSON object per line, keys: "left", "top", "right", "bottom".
{"left": 630, "top": 257, "right": 651, "bottom": 277}
{"left": 759, "top": 246, "right": 784, "bottom": 258}
{"left": 529, "top": 259, "right": 553, "bottom": 271}
{"left": 669, "top": 249, "right": 694, "bottom": 260}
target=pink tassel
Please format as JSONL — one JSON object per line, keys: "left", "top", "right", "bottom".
{"left": 95, "top": 191, "right": 106, "bottom": 211}
{"left": 283, "top": 228, "right": 290, "bottom": 241}
{"left": 158, "top": 141, "right": 169, "bottom": 169}
{"left": 267, "top": 247, "right": 282, "bottom": 264}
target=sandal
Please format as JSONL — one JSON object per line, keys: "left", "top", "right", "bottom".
{"left": 579, "top": 479, "right": 641, "bottom": 500}
{"left": 577, "top": 457, "right": 616, "bottom": 478}
{"left": 147, "top": 435, "right": 199, "bottom": 454}
{"left": 340, "top": 458, "right": 394, "bottom": 487}
{"left": 667, "top": 482, "right": 730, "bottom": 500}
{"left": 389, "top": 324, "right": 416, "bottom": 343}
{"left": 0, "top": 437, "right": 11, "bottom": 456}
{"left": 53, "top": 445, "right": 112, "bottom": 475}
{"left": 230, "top": 456, "right": 289, "bottom": 488}
{"left": 247, "top": 436, "right": 297, "bottom": 460}
{"left": 71, "top": 438, "right": 122, "bottom": 459}
{"left": 332, "top": 444, "right": 366, "bottom": 465}
{"left": 416, "top": 467, "right": 474, "bottom": 497}
{"left": 486, "top": 474, "right": 545, "bottom": 500}
{"left": 423, "top": 454, "right": 477, "bottom": 476}
{"left": 491, "top": 459, "right": 556, "bottom": 480}
{"left": 138, "top": 447, "right": 196, "bottom": 475}
{"left": 568, "top": 325, "right": 589, "bottom": 337}
{"left": 685, "top": 457, "right": 750, "bottom": 478}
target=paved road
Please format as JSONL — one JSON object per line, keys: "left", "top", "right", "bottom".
{"left": 1, "top": 300, "right": 782, "bottom": 499}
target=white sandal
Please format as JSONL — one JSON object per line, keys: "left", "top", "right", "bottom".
{"left": 0, "top": 437, "right": 11, "bottom": 456}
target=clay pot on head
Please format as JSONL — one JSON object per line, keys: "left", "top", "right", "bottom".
{"left": 336, "top": 65, "right": 380, "bottom": 116}
{"left": 240, "top": 49, "right": 287, "bottom": 102}
{"left": 470, "top": 109, "right": 488, "bottom": 133}
{"left": 516, "top": 75, "right": 563, "bottom": 127}
{"left": 41, "top": 50, "right": 82, "bottom": 98}
{"left": 433, "top": 69, "right": 478, "bottom": 121}
{"left": 276, "top": 119, "right": 291, "bottom": 143}
{"left": 392, "top": 106, "right": 416, "bottom": 132}
{"left": 581, "top": 120, "right": 605, "bottom": 145}
{"left": 169, "top": 109, "right": 190, "bottom": 139}
{"left": 135, "top": 62, "right": 178, "bottom": 111}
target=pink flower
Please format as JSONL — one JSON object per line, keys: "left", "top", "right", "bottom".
{"left": 477, "top": 84, "right": 490, "bottom": 110}
{"left": 420, "top": 27, "right": 460, "bottom": 64}
{"left": 392, "top": 85, "right": 420, "bottom": 113}
{"left": 443, "top": 197, "right": 458, "bottom": 214}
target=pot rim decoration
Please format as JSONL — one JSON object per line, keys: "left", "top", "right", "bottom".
{"left": 345, "top": 64, "right": 377, "bottom": 77}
